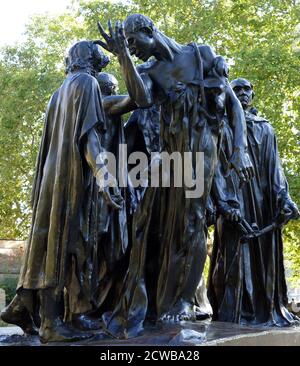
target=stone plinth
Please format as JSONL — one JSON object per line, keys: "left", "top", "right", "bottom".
{"left": 1, "top": 321, "right": 300, "bottom": 346}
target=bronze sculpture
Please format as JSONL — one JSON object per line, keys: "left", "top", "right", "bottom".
{"left": 0, "top": 41, "right": 120, "bottom": 342}
{"left": 0, "top": 12, "right": 298, "bottom": 345}
{"left": 96, "top": 13, "right": 254, "bottom": 338}
{"left": 63, "top": 71, "right": 130, "bottom": 331}
{"left": 208, "top": 78, "right": 300, "bottom": 326}
{"left": 90, "top": 72, "right": 129, "bottom": 316}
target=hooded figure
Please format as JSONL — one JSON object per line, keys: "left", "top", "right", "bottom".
{"left": 208, "top": 78, "right": 300, "bottom": 326}
{"left": 0, "top": 41, "right": 123, "bottom": 343}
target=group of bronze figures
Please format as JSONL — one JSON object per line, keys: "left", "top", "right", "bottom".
{"left": 1, "top": 14, "right": 299, "bottom": 343}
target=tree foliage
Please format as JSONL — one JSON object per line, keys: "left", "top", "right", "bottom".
{"left": 0, "top": 0, "right": 299, "bottom": 281}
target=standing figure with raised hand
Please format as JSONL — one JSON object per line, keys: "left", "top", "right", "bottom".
{"left": 96, "top": 14, "right": 254, "bottom": 338}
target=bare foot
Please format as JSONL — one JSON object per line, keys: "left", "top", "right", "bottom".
{"left": 159, "top": 299, "right": 196, "bottom": 322}
{"left": 39, "top": 319, "right": 94, "bottom": 343}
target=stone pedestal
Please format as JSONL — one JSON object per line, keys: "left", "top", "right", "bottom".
{"left": 1, "top": 321, "right": 300, "bottom": 346}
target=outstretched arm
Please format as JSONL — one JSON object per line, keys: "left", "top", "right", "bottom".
{"left": 97, "top": 20, "right": 154, "bottom": 108}
{"left": 226, "top": 85, "right": 254, "bottom": 184}
{"left": 103, "top": 95, "right": 137, "bottom": 116}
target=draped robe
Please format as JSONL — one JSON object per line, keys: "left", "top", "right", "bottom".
{"left": 18, "top": 72, "right": 106, "bottom": 300}
{"left": 208, "top": 110, "right": 299, "bottom": 326}
{"left": 103, "top": 44, "right": 224, "bottom": 338}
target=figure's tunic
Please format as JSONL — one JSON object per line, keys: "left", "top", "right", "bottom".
{"left": 125, "top": 105, "right": 160, "bottom": 156}
{"left": 90, "top": 113, "right": 129, "bottom": 312}
{"left": 103, "top": 44, "right": 224, "bottom": 338}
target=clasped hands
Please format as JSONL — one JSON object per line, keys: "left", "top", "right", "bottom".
{"left": 219, "top": 199, "right": 300, "bottom": 229}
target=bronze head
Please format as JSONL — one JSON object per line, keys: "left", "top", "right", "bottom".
{"left": 230, "top": 78, "right": 254, "bottom": 110}
{"left": 66, "top": 41, "right": 110, "bottom": 75}
{"left": 96, "top": 72, "right": 119, "bottom": 96}
{"left": 123, "top": 14, "right": 157, "bottom": 62}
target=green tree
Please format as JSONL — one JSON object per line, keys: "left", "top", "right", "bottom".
{"left": 0, "top": 0, "right": 299, "bottom": 282}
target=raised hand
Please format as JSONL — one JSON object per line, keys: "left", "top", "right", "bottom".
{"left": 96, "top": 20, "right": 128, "bottom": 56}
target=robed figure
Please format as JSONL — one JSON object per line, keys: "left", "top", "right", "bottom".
{"left": 208, "top": 78, "right": 300, "bottom": 326}
{"left": 1, "top": 41, "right": 124, "bottom": 343}
{"left": 96, "top": 14, "right": 254, "bottom": 338}
{"left": 89, "top": 72, "right": 129, "bottom": 315}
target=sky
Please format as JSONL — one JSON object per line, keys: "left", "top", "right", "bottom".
{"left": 0, "top": 0, "right": 73, "bottom": 46}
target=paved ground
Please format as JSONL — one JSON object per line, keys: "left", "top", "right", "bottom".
{"left": 0, "top": 326, "right": 23, "bottom": 337}
{"left": 1, "top": 320, "right": 300, "bottom": 346}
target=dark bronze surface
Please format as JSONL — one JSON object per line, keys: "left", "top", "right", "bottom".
{"left": 96, "top": 13, "right": 254, "bottom": 339}
{"left": 1, "top": 14, "right": 299, "bottom": 344}
{"left": 208, "top": 78, "right": 300, "bottom": 327}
